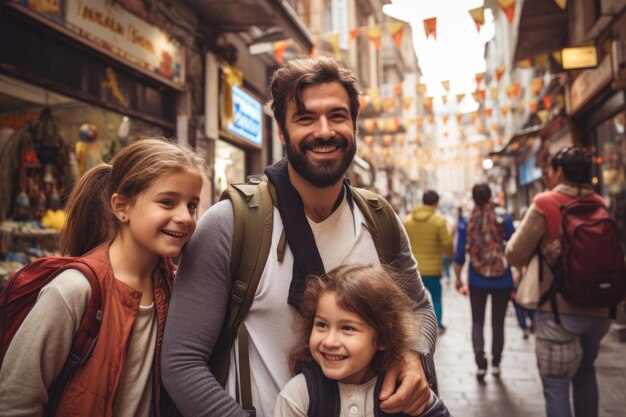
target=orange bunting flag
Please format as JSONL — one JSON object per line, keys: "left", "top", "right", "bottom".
{"left": 273, "top": 40, "right": 289, "bottom": 64}
{"left": 424, "top": 17, "right": 437, "bottom": 39}
{"left": 383, "top": 97, "right": 397, "bottom": 112}
{"left": 396, "top": 134, "right": 405, "bottom": 145}
{"left": 531, "top": 78, "right": 543, "bottom": 95}
{"left": 497, "top": 0, "right": 516, "bottom": 23}
{"left": 424, "top": 96, "right": 434, "bottom": 110}
{"left": 359, "top": 96, "right": 369, "bottom": 110}
{"left": 387, "top": 118, "right": 400, "bottom": 132}
{"left": 529, "top": 98, "right": 538, "bottom": 113}
{"left": 427, "top": 114, "right": 435, "bottom": 125}
{"left": 387, "top": 22, "right": 405, "bottom": 49}
{"left": 310, "top": 43, "right": 317, "bottom": 57}
{"left": 506, "top": 83, "right": 521, "bottom": 99}
{"left": 516, "top": 58, "right": 533, "bottom": 68}
{"left": 349, "top": 28, "right": 361, "bottom": 42}
{"left": 363, "top": 135, "right": 374, "bottom": 146}
{"left": 471, "top": 112, "right": 479, "bottom": 122}
{"left": 402, "top": 97, "right": 414, "bottom": 110}
{"left": 475, "top": 72, "right": 486, "bottom": 85}
{"left": 490, "top": 122, "right": 499, "bottom": 132}
{"left": 456, "top": 113, "right": 463, "bottom": 124}
{"left": 469, "top": 7, "right": 485, "bottom": 32}
{"left": 366, "top": 26, "right": 382, "bottom": 50}
{"left": 441, "top": 80, "right": 450, "bottom": 91}
{"left": 501, "top": 105, "right": 510, "bottom": 117}
{"left": 417, "top": 117, "right": 424, "bottom": 129}
{"left": 441, "top": 95, "right": 448, "bottom": 105}
{"left": 477, "top": 89, "right": 486, "bottom": 102}
{"left": 456, "top": 93, "right": 466, "bottom": 103}
{"left": 554, "top": 0, "right": 567, "bottom": 10}
{"left": 364, "top": 119, "right": 376, "bottom": 133}
{"left": 394, "top": 84, "right": 403, "bottom": 95}
{"left": 443, "top": 131, "right": 449, "bottom": 138}
{"left": 416, "top": 83, "right": 427, "bottom": 96}
{"left": 382, "top": 135, "right": 393, "bottom": 145}
{"left": 495, "top": 65, "right": 505, "bottom": 82}
{"left": 543, "top": 96, "right": 553, "bottom": 110}
{"left": 485, "top": 107, "right": 494, "bottom": 117}
{"left": 442, "top": 115, "right": 449, "bottom": 125}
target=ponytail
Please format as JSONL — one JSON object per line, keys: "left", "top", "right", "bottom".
{"left": 60, "top": 164, "right": 114, "bottom": 256}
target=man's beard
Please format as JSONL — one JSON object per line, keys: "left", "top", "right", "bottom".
{"left": 284, "top": 130, "right": 356, "bottom": 188}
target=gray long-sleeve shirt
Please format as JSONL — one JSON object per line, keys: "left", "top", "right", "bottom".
{"left": 161, "top": 195, "right": 437, "bottom": 417}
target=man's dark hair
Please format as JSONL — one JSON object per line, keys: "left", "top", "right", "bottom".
{"left": 549, "top": 147, "right": 592, "bottom": 184}
{"left": 269, "top": 56, "right": 360, "bottom": 135}
{"left": 472, "top": 183, "right": 492, "bottom": 207}
{"left": 423, "top": 190, "right": 439, "bottom": 206}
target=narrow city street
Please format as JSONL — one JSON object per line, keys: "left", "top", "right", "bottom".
{"left": 435, "top": 279, "right": 626, "bottom": 417}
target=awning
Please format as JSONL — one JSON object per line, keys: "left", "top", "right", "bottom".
{"left": 195, "top": 0, "right": 313, "bottom": 51}
{"left": 490, "top": 114, "right": 566, "bottom": 158}
{"left": 514, "top": 0, "right": 569, "bottom": 62}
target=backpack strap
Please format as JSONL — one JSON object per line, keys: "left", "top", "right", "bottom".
{"left": 210, "top": 180, "right": 274, "bottom": 403}
{"left": 350, "top": 187, "right": 401, "bottom": 265}
{"left": 47, "top": 261, "right": 101, "bottom": 416}
{"left": 302, "top": 362, "right": 341, "bottom": 417}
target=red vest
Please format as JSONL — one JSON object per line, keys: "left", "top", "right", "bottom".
{"left": 54, "top": 243, "right": 173, "bottom": 417}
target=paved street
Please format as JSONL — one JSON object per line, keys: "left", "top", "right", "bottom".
{"left": 433, "top": 279, "right": 626, "bottom": 417}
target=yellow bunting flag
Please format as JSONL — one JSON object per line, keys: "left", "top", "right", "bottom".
{"left": 402, "top": 97, "right": 414, "bottom": 110}
{"left": 456, "top": 93, "right": 466, "bottom": 103}
{"left": 491, "top": 122, "right": 499, "bottom": 131}
{"left": 516, "top": 58, "right": 533, "bottom": 68}
{"left": 554, "top": 0, "right": 567, "bottom": 10}
{"left": 441, "top": 80, "right": 450, "bottom": 91}
{"left": 506, "top": 83, "right": 521, "bottom": 99}
{"left": 417, "top": 83, "right": 427, "bottom": 96}
{"left": 490, "top": 87, "right": 500, "bottom": 101}
{"left": 387, "top": 22, "right": 405, "bottom": 49}
{"left": 531, "top": 78, "right": 543, "bottom": 95}
{"left": 273, "top": 40, "right": 289, "bottom": 64}
{"left": 427, "top": 114, "right": 435, "bottom": 125}
{"left": 552, "top": 50, "right": 562, "bottom": 65}
{"left": 469, "top": 7, "right": 485, "bottom": 32}
{"left": 424, "top": 17, "right": 437, "bottom": 39}
{"left": 475, "top": 72, "right": 485, "bottom": 85}
{"left": 537, "top": 109, "right": 550, "bottom": 123}
{"left": 529, "top": 98, "right": 538, "bottom": 113}
{"left": 497, "top": 0, "right": 516, "bottom": 23}
{"left": 501, "top": 105, "right": 510, "bottom": 117}
{"left": 325, "top": 33, "right": 341, "bottom": 60}
{"left": 534, "top": 54, "right": 549, "bottom": 70}
{"left": 442, "top": 115, "right": 449, "bottom": 125}
{"left": 366, "top": 26, "right": 382, "bottom": 50}
{"left": 396, "top": 134, "right": 405, "bottom": 145}
{"left": 441, "top": 95, "right": 448, "bottom": 105}
{"left": 383, "top": 97, "right": 397, "bottom": 112}
{"left": 495, "top": 65, "right": 505, "bottom": 81}
{"left": 376, "top": 119, "right": 386, "bottom": 131}
{"left": 366, "top": 87, "right": 381, "bottom": 112}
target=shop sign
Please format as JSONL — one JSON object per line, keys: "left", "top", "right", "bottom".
{"left": 226, "top": 86, "right": 263, "bottom": 147}
{"left": 561, "top": 45, "right": 598, "bottom": 70}
{"left": 11, "top": 0, "right": 185, "bottom": 87}
{"left": 568, "top": 55, "right": 613, "bottom": 115}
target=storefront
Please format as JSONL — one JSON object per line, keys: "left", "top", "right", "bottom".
{"left": 211, "top": 62, "right": 265, "bottom": 201}
{"left": 0, "top": 0, "right": 187, "bottom": 281}
{"left": 569, "top": 51, "right": 626, "bottom": 251}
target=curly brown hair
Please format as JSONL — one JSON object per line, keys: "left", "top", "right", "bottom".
{"left": 289, "top": 264, "right": 418, "bottom": 377}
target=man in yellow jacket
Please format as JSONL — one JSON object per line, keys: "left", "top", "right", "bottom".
{"left": 404, "top": 190, "right": 454, "bottom": 332}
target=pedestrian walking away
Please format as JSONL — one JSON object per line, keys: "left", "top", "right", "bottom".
{"left": 403, "top": 190, "right": 454, "bottom": 332}
{"left": 275, "top": 264, "right": 452, "bottom": 417}
{"left": 161, "top": 56, "right": 439, "bottom": 417}
{"left": 506, "top": 147, "right": 622, "bottom": 417}
{"left": 0, "top": 138, "right": 206, "bottom": 417}
{"left": 453, "top": 183, "right": 515, "bottom": 382}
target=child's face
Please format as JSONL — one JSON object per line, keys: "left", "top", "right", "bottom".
{"left": 309, "top": 291, "right": 380, "bottom": 384}
{"left": 121, "top": 170, "right": 201, "bottom": 259}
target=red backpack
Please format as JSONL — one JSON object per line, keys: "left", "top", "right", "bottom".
{"left": 0, "top": 257, "right": 102, "bottom": 415}
{"left": 552, "top": 197, "right": 626, "bottom": 308}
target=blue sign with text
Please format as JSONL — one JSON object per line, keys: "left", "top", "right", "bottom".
{"left": 227, "top": 86, "right": 263, "bottom": 147}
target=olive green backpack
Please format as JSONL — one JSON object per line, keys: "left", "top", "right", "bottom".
{"left": 211, "top": 178, "right": 401, "bottom": 413}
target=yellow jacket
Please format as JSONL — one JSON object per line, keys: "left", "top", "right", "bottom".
{"left": 403, "top": 205, "right": 453, "bottom": 277}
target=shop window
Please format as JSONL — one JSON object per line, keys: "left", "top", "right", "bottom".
{"left": 595, "top": 113, "right": 626, "bottom": 250}
{"left": 214, "top": 140, "right": 246, "bottom": 202}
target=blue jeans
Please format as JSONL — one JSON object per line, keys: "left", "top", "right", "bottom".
{"left": 422, "top": 276, "right": 442, "bottom": 327}
{"left": 535, "top": 311, "right": 611, "bottom": 417}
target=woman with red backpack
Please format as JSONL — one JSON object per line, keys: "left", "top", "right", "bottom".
{"left": 453, "top": 183, "right": 515, "bottom": 382}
